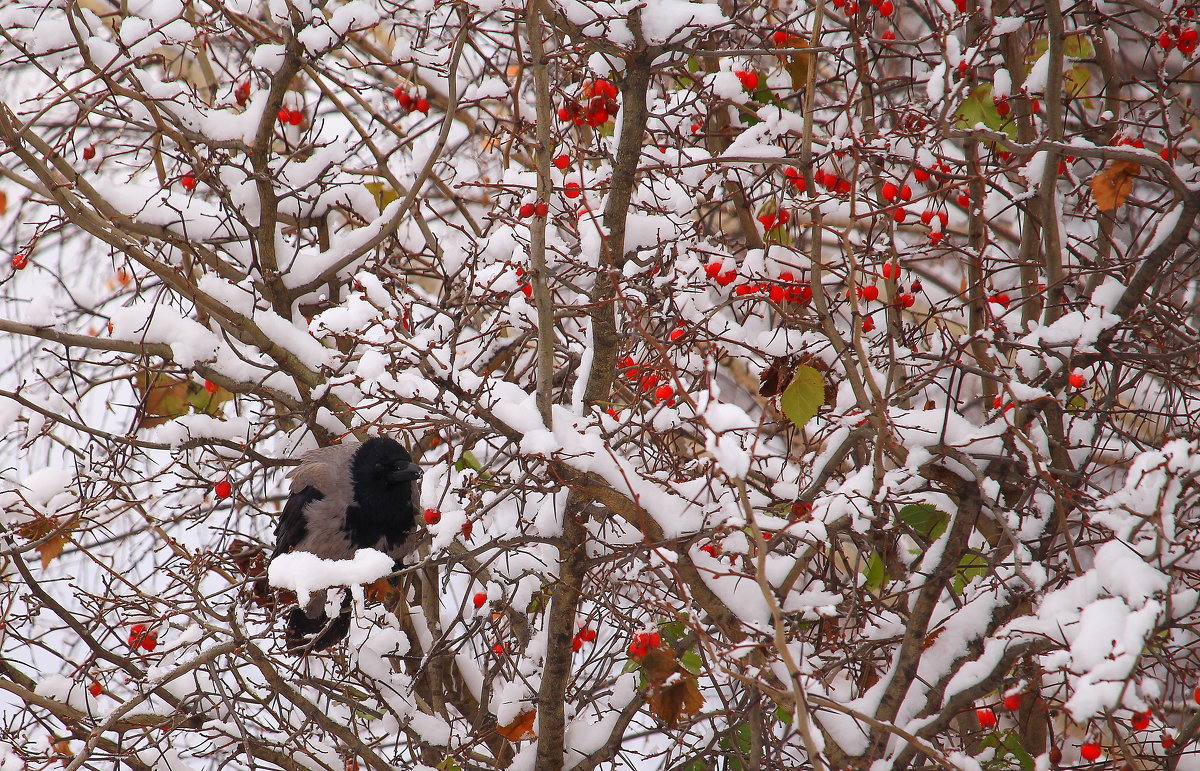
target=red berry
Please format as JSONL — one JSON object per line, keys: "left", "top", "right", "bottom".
{"left": 1080, "top": 742, "right": 1101, "bottom": 761}
{"left": 976, "top": 708, "right": 997, "bottom": 728}
{"left": 1193, "top": 686, "right": 1200, "bottom": 704}
{"left": 414, "top": 98, "right": 430, "bottom": 113}
{"left": 910, "top": 280, "right": 922, "bottom": 292}
{"left": 579, "top": 628, "right": 596, "bottom": 642}
{"left": 128, "top": 623, "right": 146, "bottom": 644}
{"left": 735, "top": 70, "right": 759, "bottom": 90}
{"left": 493, "top": 643, "right": 504, "bottom": 654}
{"left": 181, "top": 175, "right": 196, "bottom": 191}
{"left": 473, "top": 592, "right": 487, "bottom": 608}
{"left": 845, "top": 1, "right": 858, "bottom": 12}
{"left": 893, "top": 207, "right": 907, "bottom": 223}
{"left": 214, "top": 480, "right": 232, "bottom": 499}
{"left": 914, "top": 167, "right": 930, "bottom": 182}
{"left": 557, "top": 107, "right": 571, "bottom": 121}
{"left": 704, "top": 262, "right": 723, "bottom": 279}
{"left": 861, "top": 317, "right": 875, "bottom": 332}
{"left": 861, "top": 285, "right": 879, "bottom": 301}
{"left": 881, "top": 182, "right": 899, "bottom": 201}
{"left": 647, "top": 631, "right": 661, "bottom": 647}
{"left": 881, "top": 262, "right": 897, "bottom": 280}
{"left": 393, "top": 85, "right": 408, "bottom": 101}
{"left": 716, "top": 270, "right": 737, "bottom": 287}
{"left": 235, "top": 82, "right": 250, "bottom": 106}
{"left": 955, "top": 0, "right": 966, "bottom": 10}
{"left": 1181, "top": 27, "right": 1199, "bottom": 54}
{"left": 669, "top": 327, "right": 685, "bottom": 342}
{"left": 572, "top": 636, "right": 582, "bottom": 652}
{"left": 989, "top": 293, "right": 1010, "bottom": 308}
{"left": 1068, "top": 372, "right": 1085, "bottom": 389}
{"left": 1161, "top": 32, "right": 1176, "bottom": 50}
{"left": 461, "top": 520, "right": 473, "bottom": 539}
{"left": 1049, "top": 747, "right": 1062, "bottom": 764}
{"left": 881, "top": 29, "right": 896, "bottom": 41}
{"left": 12, "top": 253, "right": 27, "bottom": 270}
{"left": 519, "top": 203, "right": 535, "bottom": 218}
{"left": 423, "top": 508, "right": 441, "bottom": 525}
{"left": 1163, "top": 733, "right": 1175, "bottom": 749}
{"left": 938, "top": 211, "right": 949, "bottom": 226}
{"left": 773, "top": 30, "right": 789, "bottom": 45}
{"left": 83, "top": 145, "right": 96, "bottom": 160}
{"left": 734, "top": 283, "right": 756, "bottom": 296}
{"left": 929, "top": 231, "right": 945, "bottom": 244}
{"left": 597, "top": 79, "right": 618, "bottom": 99}
{"left": 141, "top": 631, "right": 158, "bottom": 651}
{"left": 957, "top": 192, "right": 970, "bottom": 208}
{"left": 534, "top": 201, "right": 549, "bottom": 217}
{"left": 879, "top": 0, "right": 894, "bottom": 16}
{"left": 553, "top": 154, "right": 570, "bottom": 169}
{"left": 1131, "top": 710, "right": 1151, "bottom": 730}
{"left": 88, "top": 681, "right": 102, "bottom": 697}
{"left": 921, "top": 210, "right": 935, "bottom": 225}
{"left": 1002, "top": 693, "right": 1021, "bottom": 711}
{"left": 204, "top": 380, "right": 218, "bottom": 393}
{"left": 564, "top": 182, "right": 581, "bottom": 199}
{"left": 995, "top": 98, "right": 1011, "bottom": 116}
{"left": 277, "top": 108, "right": 290, "bottom": 123}
{"left": 897, "top": 293, "right": 915, "bottom": 308}
{"left": 289, "top": 109, "right": 304, "bottom": 125}
{"left": 654, "top": 384, "right": 674, "bottom": 402}
{"left": 520, "top": 283, "right": 532, "bottom": 298}
{"left": 899, "top": 184, "right": 912, "bottom": 200}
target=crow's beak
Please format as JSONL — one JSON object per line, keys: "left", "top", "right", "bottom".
{"left": 388, "top": 463, "right": 423, "bottom": 483}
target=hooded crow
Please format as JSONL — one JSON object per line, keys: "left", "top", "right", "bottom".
{"left": 271, "top": 436, "right": 423, "bottom": 651}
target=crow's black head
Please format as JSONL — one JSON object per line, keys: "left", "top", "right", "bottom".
{"left": 352, "top": 436, "right": 422, "bottom": 489}
{"left": 346, "top": 437, "right": 422, "bottom": 541}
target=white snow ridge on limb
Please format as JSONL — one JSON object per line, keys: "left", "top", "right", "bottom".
{"left": 267, "top": 548, "right": 394, "bottom": 606}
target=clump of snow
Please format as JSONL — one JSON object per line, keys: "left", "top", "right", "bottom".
{"left": 268, "top": 549, "right": 394, "bottom": 606}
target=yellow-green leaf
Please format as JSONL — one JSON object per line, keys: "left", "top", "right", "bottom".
{"left": 364, "top": 181, "right": 398, "bottom": 212}
{"left": 897, "top": 503, "right": 949, "bottom": 542}
{"left": 1063, "top": 34, "right": 1095, "bottom": 60}
{"left": 185, "top": 380, "right": 234, "bottom": 417}
{"left": 863, "top": 552, "right": 886, "bottom": 594}
{"left": 779, "top": 364, "right": 824, "bottom": 429}
{"left": 955, "top": 84, "right": 1016, "bottom": 139}
{"left": 1064, "top": 65, "right": 1090, "bottom": 98}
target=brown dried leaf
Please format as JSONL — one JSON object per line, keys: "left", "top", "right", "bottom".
{"left": 0, "top": 191, "right": 7, "bottom": 216}
{"left": 37, "top": 533, "right": 70, "bottom": 569}
{"left": 1091, "top": 160, "right": 1139, "bottom": 211}
{"left": 496, "top": 708, "right": 536, "bottom": 741}
{"left": 365, "top": 577, "right": 399, "bottom": 603}
{"left": 780, "top": 35, "right": 812, "bottom": 90}
{"left": 640, "top": 647, "right": 704, "bottom": 727}
{"left": 227, "top": 539, "right": 266, "bottom": 577}
{"left": 18, "top": 517, "right": 74, "bottom": 568}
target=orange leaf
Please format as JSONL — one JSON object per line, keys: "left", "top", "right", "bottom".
{"left": 18, "top": 517, "right": 74, "bottom": 568}
{"left": 0, "top": 190, "right": 7, "bottom": 215}
{"left": 37, "top": 533, "right": 70, "bottom": 569}
{"left": 1091, "top": 160, "right": 1139, "bottom": 211}
{"left": 365, "top": 577, "right": 399, "bottom": 603}
{"left": 496, "top": 708, "right": 536, "bottom": 741}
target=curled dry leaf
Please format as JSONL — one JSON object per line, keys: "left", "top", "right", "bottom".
{"left": 640, "top": 646, "right": 704, "bottom": 727}
{"left": 496, "top": 708, "right": 536, "bottom": 741}
{"left": 1091, "top": 160, "right": 1139, "bottom": 211}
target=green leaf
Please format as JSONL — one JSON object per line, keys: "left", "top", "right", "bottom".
{"left": 897, "top": 503, "right": 949, "bottom": 542}
{"left": 863, "top": 552, "right": 886, "bottom": 594}
{"left": 1002, "top": 732, "right": 1037, "bottom": 770}
{"left": 680, "top": 649, "right": 703, "bottom": 674}
{"left": 780, "top": 364, "right": 824, "bottom": 429}
{"left": 1066, "top": 394, "right": 1088, "bottom": 414}
{"left": 1064, "top": 65, "right": 1090, "bottom": 98}
{"left": 1063, "top": 34, "right": 1095, "bottom": 60}
{"left": 953, "top": 552, "right": 988, "bottom": 594}
{"left": 955, "top": 84, "right": 1016, "bottom": 139}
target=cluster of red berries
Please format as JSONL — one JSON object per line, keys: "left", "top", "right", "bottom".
{"left": 734, "top": 70, "right": 759, "bottom": 90}
{"left": 783, "top": 167, "right": 805, "bottom": 192}
{"left": 571, "top": 627, "right": 597, "bottom": 652}
{"left": 628, "top": 630, "right": 661, "bottom": 659}
{"left": 128, "top": 623, "right": 158, "bottom": 652}
{"left": 392, "top": 87, "right": 430, "bottom": 114}
{"left": 558, "top": 79, "right": 619, "bottom": 127}
{"left": 618, "top": 356, "right": 675, "bottom": 405}
{"left": 813, "top": 169, "right": 853, "bottom": 195}
{"left": 276, "top": 107, "right": 305, "bottom": 126}
{"left": 830, "top": 0, "right": 860, "bottom": 14}
{"left": 757, "top": 208, "right": 790, "bottom": 231}
{"left": 518, "top": 201, "right": 550, "bottom": 219}
{"left": 1161, "top": 25, "right": 1199, "bottom": 54}
{"left": 988, "top": 292, "right": 1010, "bottom": 309}
{"left": 866, "top": 0, "right": 896, "bottom": 16}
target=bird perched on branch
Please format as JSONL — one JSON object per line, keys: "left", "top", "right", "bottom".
{"left": 271, "top": 436, "right": 423, "bottom": 652}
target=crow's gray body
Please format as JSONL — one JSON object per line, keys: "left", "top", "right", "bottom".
{"left": 271, "top": 437, "right": 422, "bottom": 651}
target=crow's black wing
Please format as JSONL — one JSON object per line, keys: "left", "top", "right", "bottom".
{"left": 271, "top": 485, "right": 324, "bottom": 561}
